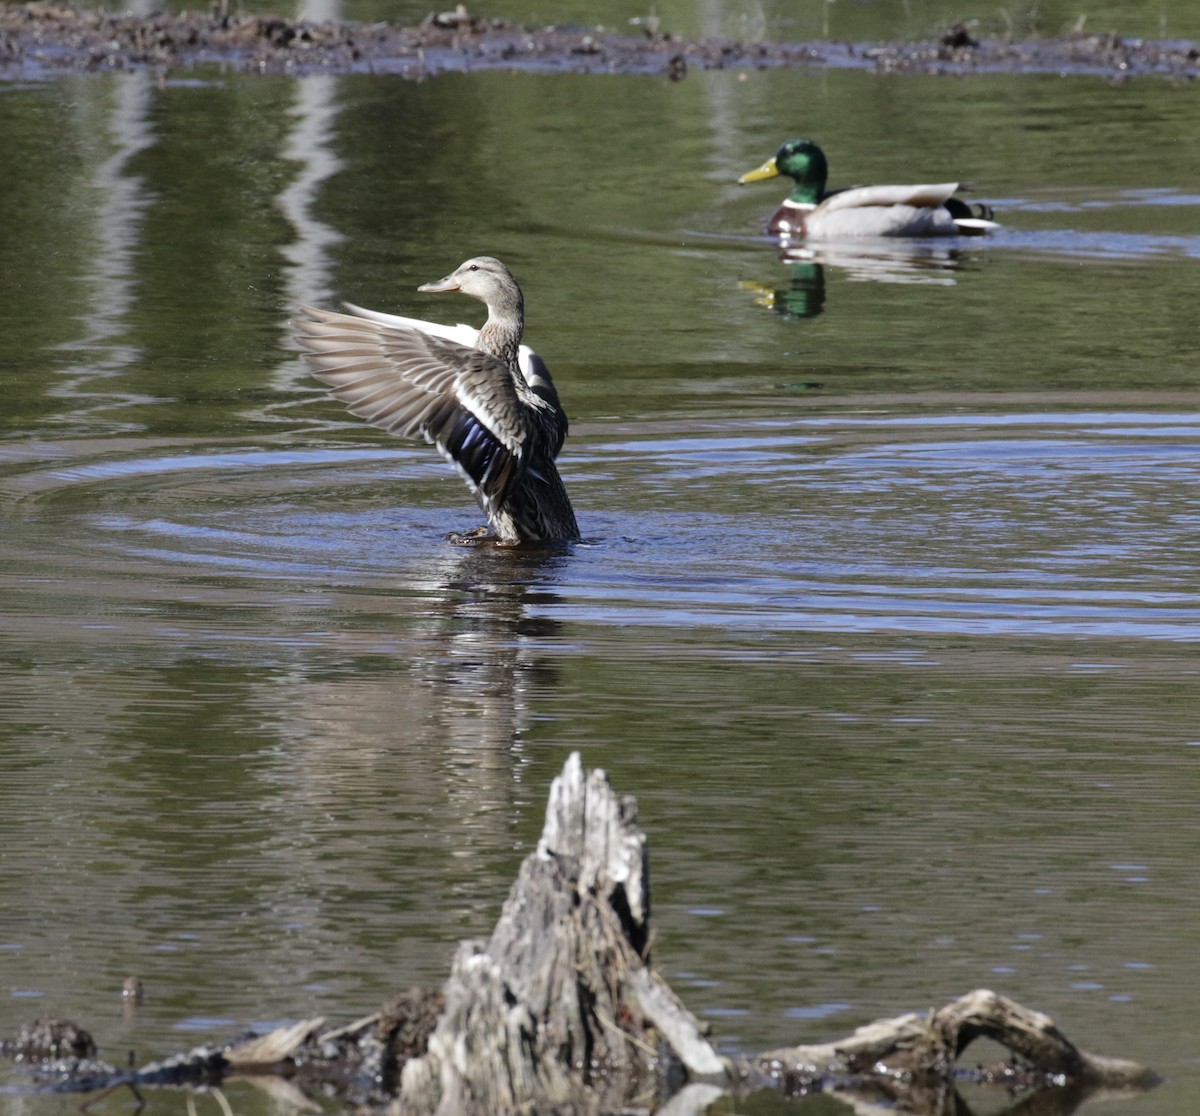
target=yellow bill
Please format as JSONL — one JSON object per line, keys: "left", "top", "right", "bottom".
{"left": 738, "top": 158, "right": 781, "bottom": 185}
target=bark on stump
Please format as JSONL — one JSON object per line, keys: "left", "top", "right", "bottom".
{"left": 395, "top": 752, "right": 724, "bottom": 1114}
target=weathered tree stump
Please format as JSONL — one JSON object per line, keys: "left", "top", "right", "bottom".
{"left": 0, "top": 753, "right": 1159, "bottom": 1115}
{"left": 394, "top": 752, "right": 724, "bottom": 1114}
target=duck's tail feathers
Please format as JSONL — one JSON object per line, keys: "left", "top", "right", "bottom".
{"left": 945, "top": 196, "right": 999, "bottom": 235}
{"left": 952, "top": 216, "right": 1002, "bottom": 236}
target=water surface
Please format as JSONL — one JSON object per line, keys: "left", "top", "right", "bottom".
{"left": 1, "top": 54, "right": 1199, "bottom": 1116}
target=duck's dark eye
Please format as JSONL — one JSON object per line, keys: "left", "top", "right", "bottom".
{"left": 468, "top": 264, "right": 479, "bottom": 271}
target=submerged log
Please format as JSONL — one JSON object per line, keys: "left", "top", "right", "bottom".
{"left": 0, "top": 754, "right": 1159, "bottom": 1115}
{"left": 752, "top": 988, "right": 1160, "bottom": 1105}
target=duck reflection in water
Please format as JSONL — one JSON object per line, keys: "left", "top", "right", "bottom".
{"left": 741, "top": 258, "right": 827, "bottom": 320}
{"left": 295, "top": 257, "right": 579, "bottom": 548}
{"left": 418, "top": 545, "right": 567, "bottom": 755}
{"left": 741, "top": 240, "right": 968, "bottom": 321}
{"left": 283, "top": 545, "right": 569, "bottom": 876}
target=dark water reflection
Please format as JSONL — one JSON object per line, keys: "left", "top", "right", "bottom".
{"left": 1, "top": 58, "right": 1200, "bottom": 1116}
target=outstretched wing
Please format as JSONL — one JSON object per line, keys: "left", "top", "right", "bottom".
{"left": 340, "top": 302, "right": 481, "bottom": 348}
{"left": 294, "top": 305, "right": 535, "bottom": 519}
{"left": 341, "top": 302, "right": 555, "bottom": 407}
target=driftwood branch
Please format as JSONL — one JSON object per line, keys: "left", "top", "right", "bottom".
{"left": 751, "top": 988, "right": 1160, "bottom": 1107}
{"left": 0, "top": 754, "right": 1159, "bottom": 1115}
{"left": 934, "top": 990, "right": 1160, "bottom": 1088}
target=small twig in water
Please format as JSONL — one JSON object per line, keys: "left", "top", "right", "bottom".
{"left": 79, "top": 1081, "right": 144, "bottom": 1113}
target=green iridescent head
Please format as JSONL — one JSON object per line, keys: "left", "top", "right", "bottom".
{"left": 738, "top": 138, "right": 829, "bottom": 205}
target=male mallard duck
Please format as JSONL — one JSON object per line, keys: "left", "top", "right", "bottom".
{"left": 295, "top": 256, "right": 579, "bottom": 546}
{"left": 738, "top": 138, "right": 997, "bottom": 239}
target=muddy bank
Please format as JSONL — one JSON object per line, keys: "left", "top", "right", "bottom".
{"left": 1, "top": 2, "right": 1199, "bottom": 81}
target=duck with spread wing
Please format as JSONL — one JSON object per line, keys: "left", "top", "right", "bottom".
{"left": 295, "top": 256, "right": 579, "bottom": 546}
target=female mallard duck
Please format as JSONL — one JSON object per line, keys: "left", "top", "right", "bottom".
{"left": 738, "top": 138, "right": 997, "bottom": 239}
{"left": 295, "top": 256, "right": 579, "bottom": 546}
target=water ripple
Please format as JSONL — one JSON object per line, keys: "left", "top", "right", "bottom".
{"left": 2, "top": 412, "right": 1198, "bottom": 643}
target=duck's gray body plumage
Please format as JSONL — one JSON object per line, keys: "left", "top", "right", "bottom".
{"left": 295, "top": 257, "right": 579, "bottom": 545}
